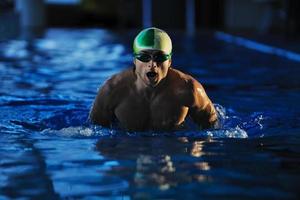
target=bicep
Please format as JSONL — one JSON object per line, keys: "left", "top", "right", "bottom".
{"left": 189, "top": 82, "right": 218, "bottom": 129}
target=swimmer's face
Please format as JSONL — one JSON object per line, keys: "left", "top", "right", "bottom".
{"left": 134, "top": 50, "right": 171, "bottom": 87}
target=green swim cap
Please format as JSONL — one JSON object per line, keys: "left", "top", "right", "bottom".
{"left": 133, "top": 27, "right": 172, "bottom": 55}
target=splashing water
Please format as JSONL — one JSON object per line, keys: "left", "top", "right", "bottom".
{"left": 39, "top": 104, "right": 250, "bottom": 139}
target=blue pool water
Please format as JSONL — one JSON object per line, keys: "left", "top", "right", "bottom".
{"left": 0, "top": 29, "right": 300, "bottom": 199}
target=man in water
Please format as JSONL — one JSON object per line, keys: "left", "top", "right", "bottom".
{"left": 90, "top": 27, "right": 218, "bottom": 131}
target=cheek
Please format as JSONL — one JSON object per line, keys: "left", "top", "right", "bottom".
{"left": 135, "top": 61, "right": 148, "bottom": 71}
{"left": 135, "top": 65, "right": 146, "bottom": 77}
{"left": 159, "top": 65, "right": 169, "bottom": 76}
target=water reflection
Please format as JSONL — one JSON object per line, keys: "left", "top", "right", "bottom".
{"left": 191, "top": 140, "right": 206, "bottom": 157}
{"left": 135, "top": 154, "right": 176, "bottom": 190}
{"left": 95, "top": 136, "right": 214, "bottom": 195}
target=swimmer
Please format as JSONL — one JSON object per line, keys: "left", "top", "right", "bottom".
{"left": 90, "top": 27, "right": 218, "bottom": 131}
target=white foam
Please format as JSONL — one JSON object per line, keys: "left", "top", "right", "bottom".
{"left": 42, "top": 127, "right": 94, "bottom": 137}
{"left": 206, "top": 126, "right": 248, "bottom": 139}
{"left": 41, "top": 125, "right": 248, "bottom": 139}
{"left": 41, "top": 126, "right": 118, "bottom": 137}
{"left": 214, "top": 103, "right": 227, "bottom": 128}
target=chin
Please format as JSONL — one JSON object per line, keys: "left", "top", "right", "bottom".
{"left": 149, "top": 83, "right": 158, "bottom": 88}
{"left": 148, "top": 79, "right": 160, "bottom": 87}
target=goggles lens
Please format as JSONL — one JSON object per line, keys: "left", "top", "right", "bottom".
{"left": 134, "top": 53, "right": 171, "bottom": 63}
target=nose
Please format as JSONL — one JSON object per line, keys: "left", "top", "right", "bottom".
{"left": 148, "top": 59, "right": 158, "bottom": 69}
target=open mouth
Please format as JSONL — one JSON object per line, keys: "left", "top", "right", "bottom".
{"left": 146, "top": 71, "right": 158, "bottom": 79}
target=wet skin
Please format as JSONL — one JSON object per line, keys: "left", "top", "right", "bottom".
{"left": 90, "top": 50, "right": 218, "bottom": 131}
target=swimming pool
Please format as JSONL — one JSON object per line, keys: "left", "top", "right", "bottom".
{"left": 0, "top": 29, "right": 299, "bottom": 199}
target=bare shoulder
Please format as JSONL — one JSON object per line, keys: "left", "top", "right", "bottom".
{"left": 104, "top": 68, "right": 135, "bottom": 88}
{"left": 100, "top": 68, "right": 135, "bottom": 94}
{"left": 168, "top": 68, "right": 204, "bottom": 92}
{"left": 168, "top": 68, "right": 210, "bottom": 108}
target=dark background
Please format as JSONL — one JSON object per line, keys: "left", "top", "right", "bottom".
{"left": 0, "top": 0, "right": 300, "bottom": 50}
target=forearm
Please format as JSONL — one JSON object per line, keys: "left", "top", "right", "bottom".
{"left": 190, "top": 102, "right": 219, "bottom": 130}
{"left": 209, "top": 105, "right": 219, "bottom": 127}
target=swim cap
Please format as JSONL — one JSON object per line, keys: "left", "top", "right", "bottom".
{"left": 133, "top": 27, "right": 172, "bottom": 55}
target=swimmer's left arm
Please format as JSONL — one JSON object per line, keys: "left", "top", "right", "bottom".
{"left": 189, "top": 80, "right": 219, "bottom": 129}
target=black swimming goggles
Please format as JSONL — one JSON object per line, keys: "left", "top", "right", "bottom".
{"left": 134, "top": 52, "right": 171, "bottom": 63}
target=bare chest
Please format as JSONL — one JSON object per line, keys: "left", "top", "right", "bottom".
{"left": 114, "top": 92, "right": 189, "bottom": 131}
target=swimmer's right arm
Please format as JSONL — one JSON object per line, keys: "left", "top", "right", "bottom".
{"left": 89, "top": 82, "right": 114, "bottom": 127}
